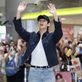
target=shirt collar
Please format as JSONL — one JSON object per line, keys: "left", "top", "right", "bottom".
{"left": 37, "top": 31, "right": 49, "bottom": 39}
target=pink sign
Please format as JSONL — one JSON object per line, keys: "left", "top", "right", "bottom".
{"left": 55, "top": 71, "right": 72, "bottom": 82}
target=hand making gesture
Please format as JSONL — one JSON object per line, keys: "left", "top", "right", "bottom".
{"left": 48, "top": 3, "right": 58, "bottom": 21}
{"left": 16, "top": 1, "right": 27, "bottom": 19}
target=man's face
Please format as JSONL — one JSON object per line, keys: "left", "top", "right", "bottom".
{"left": 38, "top": 19, "right": 50, "bottom": 30}
{"left": 17, "top": 39, "right": 26, "bottom": 53}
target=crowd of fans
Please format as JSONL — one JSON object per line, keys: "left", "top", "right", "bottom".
{"left": 0, "top": 38, "right": 27, "bottom": 82}
{"left": 0, "top": 31, "right": 82, "bottom": 82}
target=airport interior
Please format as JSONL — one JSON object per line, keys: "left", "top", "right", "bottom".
{"left": 0, "top": 0, "right": 82, "bottom": 82}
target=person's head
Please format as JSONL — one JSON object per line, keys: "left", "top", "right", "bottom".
{"left": 37, "top": 15, "right": 50, "bottom": 31}
{"left": 56, "top": 73, "right": 63, "bottom": 80}
{"left": 55, "top": 73, "right": 65, "bottom": 82}
{"left": 17, "top": 38, "right": 27, "bottom": 53}
{"left": 10, "top": 41, "right": 15, "bottom": 47}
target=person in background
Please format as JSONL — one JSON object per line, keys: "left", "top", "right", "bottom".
{"left": 13, "top": 1, "right": 63, "bottom": 82}
{"left": 55, "top": 73, "right": 66, "bottom": 82}
{"left": 4, "top": 38, "right": 27, "bottom": 82}
{"left": 15, "top": 38, "right": 27, "bottom": 82}
{"left": 0, "top": 46, "right": 6, "bottom": 82}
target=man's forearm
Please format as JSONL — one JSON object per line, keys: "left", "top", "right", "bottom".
{"left": 16, "top": 11, "right": 21, "bottom": 19}
{"left": 53, "top": 13, "right": 59, "bottom": 22}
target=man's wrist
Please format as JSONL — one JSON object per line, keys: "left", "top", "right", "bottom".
{"left": 16, "top": 11, "right": 21, "bottom": 19}
{"left": 53, "top": 14, "right": 59, "bottom": 22}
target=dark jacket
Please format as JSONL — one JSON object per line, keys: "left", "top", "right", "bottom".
{"left": 13, "top": 17, "right": 63, "bottom": 67}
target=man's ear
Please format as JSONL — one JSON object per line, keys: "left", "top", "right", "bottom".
{"left": 47, "top": 23, "right": 50, "bottom": 27}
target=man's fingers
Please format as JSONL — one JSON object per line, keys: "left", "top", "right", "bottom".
{"left": 48, "top": 3, "right": 55, "bottom": 9}
{"left": 19, "top": 1, "right": 27, "bottom": 6}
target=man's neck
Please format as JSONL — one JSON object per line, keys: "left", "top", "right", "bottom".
{"left": 39, "top": 29, "right": 47, "bottom": 38}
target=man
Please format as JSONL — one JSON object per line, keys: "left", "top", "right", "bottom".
{"left": 13, "top": 1, "right": 63, "bottom": 82}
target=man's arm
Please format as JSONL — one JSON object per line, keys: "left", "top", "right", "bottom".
{"left": 48, "top": 3, "right": 63, "bottom": 43}
{"left": 13, "top": 2, "right": 31, "bottom": 42}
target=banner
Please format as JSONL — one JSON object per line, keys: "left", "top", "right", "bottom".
{"left": 55, "top": 71, "right": 72, "bottom": 82}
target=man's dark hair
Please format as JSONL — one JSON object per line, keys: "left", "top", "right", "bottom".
{"left": 37, "top": 15, "right": 50, "bottom": 23}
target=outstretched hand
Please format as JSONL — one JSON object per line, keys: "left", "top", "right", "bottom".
{"left": 48, "top": 3, "right": 57, "bottom": 15}
{"left": 48, "top": 3, "right": 58, "bottom": 21}
{"left": 17, "top": 1, "right": 27, "bottom": 13}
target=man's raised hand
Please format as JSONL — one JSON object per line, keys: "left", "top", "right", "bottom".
{"left": 17, "top": 1, "right": 27, "bottom": 13}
